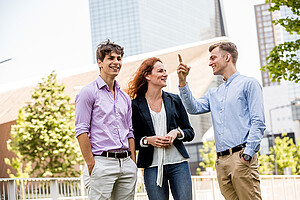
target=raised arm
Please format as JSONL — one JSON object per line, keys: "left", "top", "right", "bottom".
{"left": 177, "top": 54, "right": 191, "bottom": 87}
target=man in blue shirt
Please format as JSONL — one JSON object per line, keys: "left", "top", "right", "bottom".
{"left": 177, "top": 42, "right": 265, "bottom": 200}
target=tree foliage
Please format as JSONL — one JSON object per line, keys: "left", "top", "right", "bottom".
{"left": 261, "top": 0, "right": 300, "bottom": 83}
{"left": 4, "top": 151, "right": 32, "bottom": 178}
{"left": 197, "top": 140, "right": 216, "bottom": 174}
{"left": 7, "top": 71, "right": 83, "bottom": 177}
{"left": 258, "top": 134, "right": 300, "bottom": 175}
{"left": 273, "top": 134, "right": 298, "bottom": 174}
{"left": 258, "top": 152, "right": 274, "bottom": 175}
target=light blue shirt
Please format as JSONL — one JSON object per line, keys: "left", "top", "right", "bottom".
{"left": 179, "top": 72, "right": 266, "bottom": 157}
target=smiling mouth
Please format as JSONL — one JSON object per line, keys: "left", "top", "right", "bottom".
{"left": 109, "top": 65, "right": 120, "bottom": 70}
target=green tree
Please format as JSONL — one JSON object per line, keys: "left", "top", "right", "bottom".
{"left": 295, "top": 139, "right": 300, "bottom": 174}
{"left": 7, "top": 71, "right": 83, "bottom": 177}
{"left": 273, "top": 134, "right": 298, "bottom": 174}
{"left": 261, "top": 0, "right": 300, "bottom": 83}
{"left": 258, "top": 152, "right": 274, "bottom": 175}
{"left": 258, "top": 134, "right": 300, "bottom": 175}
{"left": 197, "top": 140, "right": 216, "bottom": 174}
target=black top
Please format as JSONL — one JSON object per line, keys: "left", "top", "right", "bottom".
{"left": 132, "top": 91, "right": 195, "bottom": 168}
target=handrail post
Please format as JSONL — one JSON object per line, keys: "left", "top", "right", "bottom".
{"left": 7, "top": 180, "right": 16, "bottom": 200}
{"left": 192, "top": 177, "right": 197, "bottom": 200}
{"left": 271, "top": 176, "right": 274, "bottom": 200}
{"left": 80, "top": 174, "right": 86, "bottom": 197}
{"left": 212, "top": 177, "right": 216, "bottom": 200}
{"left": 50, "top": 179, "right": 59, "bottom": 200}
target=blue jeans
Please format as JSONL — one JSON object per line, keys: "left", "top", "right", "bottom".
{"left": 144, "top": 161, "right": 192, "bottom": 200}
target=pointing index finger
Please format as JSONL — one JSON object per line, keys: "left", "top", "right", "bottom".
{"left": 178, "top": 54, "right": 183, "bottom": 63}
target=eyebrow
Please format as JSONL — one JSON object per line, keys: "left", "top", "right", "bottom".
{"left": 108, "top": 55, "right": 122, "bottom": 59}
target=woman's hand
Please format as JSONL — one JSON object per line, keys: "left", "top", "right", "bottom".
{"left": 165, "top": 129, "right": 178, "bottom": 147}
{"left": 147, "top": 136, "right": 170, "bottom": 148}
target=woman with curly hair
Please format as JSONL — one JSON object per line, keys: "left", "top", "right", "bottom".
{"left": 128, "top": 57, "right": 194, "bottom": 200}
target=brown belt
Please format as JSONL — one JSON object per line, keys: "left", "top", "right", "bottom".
{"left": 94, "top": 151, "right": 131, "bottom": 158}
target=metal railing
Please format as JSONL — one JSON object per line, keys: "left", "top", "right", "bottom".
{"left": 1, "top": 175, "right": 300, "bottom": 200}
{"left": 0, "top": 177, "right": 86, "bottom": 200}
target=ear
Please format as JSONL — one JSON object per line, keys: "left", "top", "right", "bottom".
{"left": 225, "top": 54, "right": 231, "bottom": 62}
{"left": 145, "top": 74, "right": 151, "bottom": 81}
{"left": 97, "top": 59, "right": 103, "bottom": 68}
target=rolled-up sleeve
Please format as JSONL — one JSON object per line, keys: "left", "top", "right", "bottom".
{"left": 75, "top": 87, "right": 94, "bottom": 138}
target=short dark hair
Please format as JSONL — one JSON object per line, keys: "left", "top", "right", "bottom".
{"left": 209, "top": 42, "right": 238, "bottom": 65}
{"left": 96, "top": 39, "right": 124, "bottom": 61}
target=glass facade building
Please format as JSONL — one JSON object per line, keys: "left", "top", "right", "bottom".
{"left": 255, "top": 3, "right": 300, "bottom": 87}
{"left": 254, "top": 4, "right": 279, "bottom": 87}
{"left": 255, "top": 3, "right": 300, "bottom": 150}
{"left": 89, "top": 0, "right": 226, "bottom": 62}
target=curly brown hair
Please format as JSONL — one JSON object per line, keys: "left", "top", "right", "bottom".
{"left": 127, "top": 57, "right": 162, "bottom": 99}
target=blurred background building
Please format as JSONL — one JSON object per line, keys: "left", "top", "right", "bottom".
{"left": 89, "top": 0, "right": 226, "bottom": 61}
{"left": 254, "top": 3, "right": 300, "bottom": 154}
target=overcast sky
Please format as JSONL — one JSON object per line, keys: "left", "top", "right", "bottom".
{"left": 0, "top": 0, "right": 265, "bottom": 92}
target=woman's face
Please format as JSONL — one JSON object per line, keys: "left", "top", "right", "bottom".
{"left": 146, "top": 61, "right": 168, "bottom": 88}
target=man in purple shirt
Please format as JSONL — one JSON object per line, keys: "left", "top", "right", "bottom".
{"left": 75, "top": 40, "right": 137, "bottom": 200}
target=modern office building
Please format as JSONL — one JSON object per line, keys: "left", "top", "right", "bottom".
{"left": 254, "top": 3, "right": 300, "bottom": 87}
{"left": 255, "top": 4, "right": 300, "bottom": 152}
{"left": 88, "top": 0, "right": 226, "bottom": 62}
{"left": 254, "top": 3, "right": 279, "bottom": 87}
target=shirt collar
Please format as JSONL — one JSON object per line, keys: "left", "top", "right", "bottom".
{"left": 224, "top": 71, "right": 240, "bottom": 86}
{"left": 96, "top": 75, "right": 120, "bottom": 90}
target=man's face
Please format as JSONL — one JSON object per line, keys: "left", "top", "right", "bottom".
{"left": 98, "top": 52, "right": 122, "bottom": 78}
{"left": 209, "top": 47, "right": 228, "bottom": 76}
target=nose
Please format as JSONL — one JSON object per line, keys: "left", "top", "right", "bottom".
{"left": 209, "top": 60, "right": 213, "bottom": 66}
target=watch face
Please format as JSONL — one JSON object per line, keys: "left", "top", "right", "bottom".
{"left": 243, "top": 154, "right": 251, "bottom": 161}
{"left": 143, "top": 138, "right": 148, "bottom": 145}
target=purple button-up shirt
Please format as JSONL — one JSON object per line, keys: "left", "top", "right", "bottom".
{"left": 75, "top": 76, "right": 134, "bottom": 155}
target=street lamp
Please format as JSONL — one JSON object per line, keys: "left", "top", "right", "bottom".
{"left": 0, "top": 58, "right": 12, "bottom": 64}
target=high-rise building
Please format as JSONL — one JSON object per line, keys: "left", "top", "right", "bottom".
{"left": 254, "top": 4, "right": 300, "bottom": 150}
{"left": 88, "top": 0, "right": 226, "bottom": 62}
{"left": 254, "top": 3, "right": 300, "bottom": 87}
{"left": 254, "top": 3, "right": 279, "bottom": 87}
